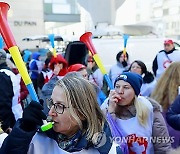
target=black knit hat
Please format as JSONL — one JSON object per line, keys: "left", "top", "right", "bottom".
{"left": 114, "top": 72, "right": 143, "bottom": 96}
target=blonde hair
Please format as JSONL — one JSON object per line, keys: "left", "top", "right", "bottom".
{"left": 134, "top": 96, "right": 150, "bottom": 127}
{"left": 151, "top": 62, "right": 180, "bottom": 110}
{"left": 56, "top": 76, "right": 106, "bottom": 140}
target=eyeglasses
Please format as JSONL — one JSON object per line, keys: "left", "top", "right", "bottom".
{"left": 164, "top": 44, "right": 171, "bottom": 47}
{"left": 46, "top": 98, "right": 69, "bottom": 114}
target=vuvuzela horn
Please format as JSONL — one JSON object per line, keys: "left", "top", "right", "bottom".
{"left": 0, "top": 2, "right": 52, "bottom": 131}
{"left": 80, "top": 32, "right": 113, "bottom": 89}
{"left": 0, "top": 2, "right": 38, "bottom": 101}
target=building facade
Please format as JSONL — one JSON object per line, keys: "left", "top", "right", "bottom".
{"left": 135, "top": 0, "right": 180, "bottom": 39}
{"left": 2, "top": 0, "right": 45, "bottom": 49}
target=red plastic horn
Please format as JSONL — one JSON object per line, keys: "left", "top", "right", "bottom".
{"left": 80, "top": 32, "right": 97, "bottom": 55}
{"left": 0, "top": 2, "right": 16, "bottom": 48}
{"left": 80, "top": 32, "right": 114, "bottom": 90}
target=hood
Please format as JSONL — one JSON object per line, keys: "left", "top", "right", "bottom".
{"left": 49, "top": 54, "right": 68, "bottom": 76}
{"left": 146, "top": 97, "right": 162, "bottom": 112}
{"left": 49, "top": 54, "right": 68, "bottom": 70}
{"left": 32, "top": 52, "right": 40, "bottom": 60}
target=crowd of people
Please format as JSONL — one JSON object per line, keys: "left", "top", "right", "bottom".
{"left": 0, "top": 39, "right": 180, "bottom": 154}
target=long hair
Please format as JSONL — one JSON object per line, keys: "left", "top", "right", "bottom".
{"left": 116, "top": 51, "right": 129, "bottom": 62}
{"left": 151, "top": 62, "right": 180, "bottom": 110}
{"left": 129, "top": 60, "right": 154, "bottom": 83}
{"left": 116, "top": 51, "right": 129, "bottom": 67}
{"left": 134, "top": 96, "right": 150, "bottom": 127}
{"left": 56, "top": 76, "right": 106, "bottom": 140}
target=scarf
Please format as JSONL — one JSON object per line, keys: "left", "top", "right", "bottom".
{"left": 45, "top": 122, "right": 113, "bottom": 154}
{"left": 57, "top": 130, "right": 90, "bottom": 152}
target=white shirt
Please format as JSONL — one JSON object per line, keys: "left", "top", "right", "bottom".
{"left": 28, "top": 133, "right": 118, "bottom": 154}
{"left": 140, "top": 80, "right": 157, "bottom": 96}
{"left": 116, "top": 97, "right": 154, "bottom": 154}
{"left": 156, "top": 50, "right": 180, "bottom": 79}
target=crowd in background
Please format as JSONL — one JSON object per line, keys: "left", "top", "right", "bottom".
{"left": 0, "top": 39, "right": 180, "bottom": 154}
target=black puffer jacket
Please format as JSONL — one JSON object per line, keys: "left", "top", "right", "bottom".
{"left": 166, "top": 95, "right": 180, "bottom": 131}
{"left": 0, "top": 63, "right": 16, "bottom": 132}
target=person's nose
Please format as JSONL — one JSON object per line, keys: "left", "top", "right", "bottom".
{"left": 48, "top": 106, "right": 57, "bottom": 117}
{"left": 132, "top": 67, "right": 137, "bottom": 71}
{"left": 117, "top": 87, "right": 124, "bottom": 94}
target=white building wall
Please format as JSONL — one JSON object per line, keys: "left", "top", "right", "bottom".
{"left": 1, "top": 0, "right": 45, "bottom": 49}
{"left": 135, "top": 0, "right": 180, "bottom": 38}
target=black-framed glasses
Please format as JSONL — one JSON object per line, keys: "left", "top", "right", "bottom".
{"left": 46, "top": 98, "right": 69, "bottom": 114}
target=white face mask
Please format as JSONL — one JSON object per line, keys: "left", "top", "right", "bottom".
{"left": 53, "top": 63, "right": 63, "bottom": 75}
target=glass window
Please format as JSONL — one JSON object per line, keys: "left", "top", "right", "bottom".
{"left": 52, "top": 4, "right": 71, "bottom": 14}
{"left": 44, "top": 0, "right": 80, "bottom": 14}
{"left": 53, "top": 0, "right": 66, "bottom": 3}
{"left": 44, "top": 0, "right": 52, "bottom": 3}
{"left": 163, "top": 9, "right": 169, "bottom": 16}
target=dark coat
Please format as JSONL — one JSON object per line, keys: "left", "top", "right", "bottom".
{"left": 166, "top": 95, "right": 180, "bottom": 131}
{"left": 0, "top": 63, "right": 16, "bottom": 132}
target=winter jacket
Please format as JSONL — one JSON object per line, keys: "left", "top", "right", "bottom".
{"left": 29, "top": 52, "right": 43, "bottom": 79}
{"left": 166, "top": 95, "right": 180, "bottom": 131}
{"left": 152, "top": 48, "right": 180, "bottom": 79}
{"left": 0, "top": 119, "right": 119, "bottom": 154}
{"left": 154, "top": 94, "right": 180, "bottom": 148}
{"left": 0, "top": 63, "right": 22, "bottom": 132}
{"left": 101, "top": 96, "right": 171, "bottom": 153}
{"left": 38, "top": 69, "right": 53, "bottom": 90}
{"left": 146, "top": 97, "right": 172, "bottom": 153}
{"left": 109, "top": 62, "right": 127, "bottom": 85}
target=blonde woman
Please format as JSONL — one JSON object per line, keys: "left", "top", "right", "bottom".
{"left": 106, "top": 72, "right": 171, "bottom": 154}
{"left": 151, "top": 61, "right": 180, "bottom": 148}
{"left": 0, "top": 76, "right": 118, "bottom": 153}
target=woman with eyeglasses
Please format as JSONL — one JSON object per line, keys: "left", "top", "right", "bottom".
{"left": 0, "top": 76, "right": 119, "bottom": 154}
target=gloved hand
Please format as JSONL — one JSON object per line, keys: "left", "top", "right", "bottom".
{"left": 21, "top": 101, "right": 47, "bottom": 131}
{"left": 1, "top": 115, "right": 15, "bottom": 133}
{"left": 0, "top": 108, "right": 16, "bottom": 132}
